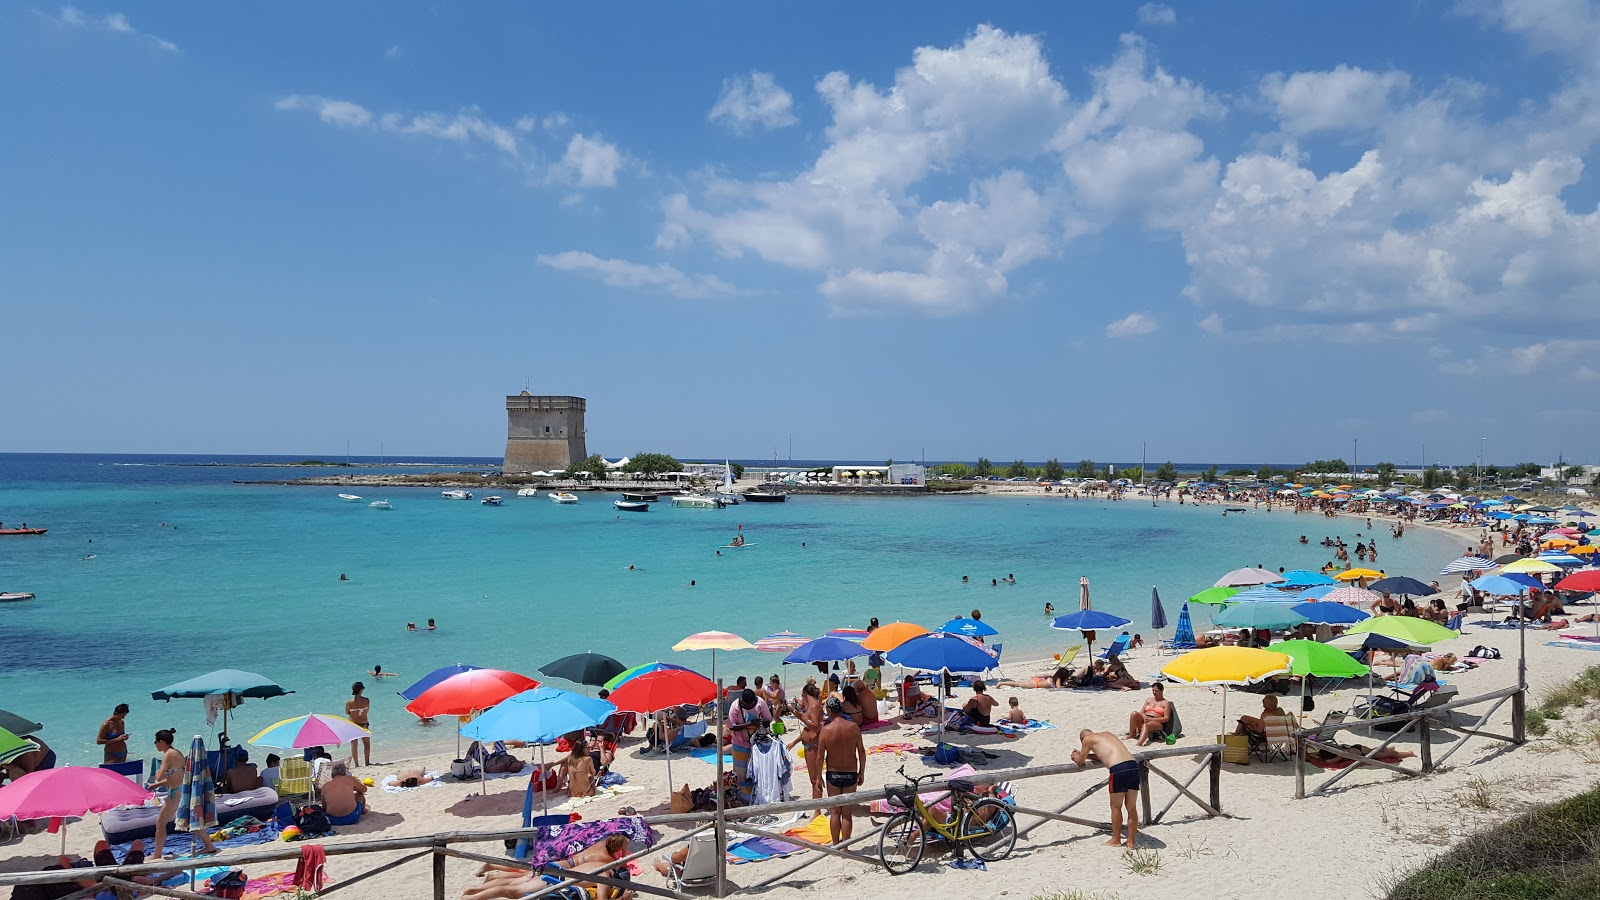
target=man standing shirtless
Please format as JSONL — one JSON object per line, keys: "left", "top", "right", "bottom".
{"left": 817, "top": 697, "right": 866, "bottom": 844}
{"left": 345, "top": 682, "right": 371, "bottom": 767}
{"left": 1072, "top": 729, "right": 1140, "bottom": 847}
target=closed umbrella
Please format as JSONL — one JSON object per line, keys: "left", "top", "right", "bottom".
{"left": 0, "top": 766, "right": 152, "bottom": 854}
{"left": 459, "top": 688, "right": 617, "bottom": 814}
{"left": 607, "top": 670, "right": 718, "bottom": 794}
{"left": 539, "top": 652, "right": 627, "bottom": 690}
{"left": 1150, "top": 587, "right": 1168, "bottom": 648}
{"left": 1170, "top": 602, "right": 1197, "bottom": 650}
{"left": 176, "top": 736, "right": 218, "bottom": 855}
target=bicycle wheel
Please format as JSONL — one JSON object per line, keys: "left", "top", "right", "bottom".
{"left": 878, "top": 811, "right": 927, "bottom": 874}
{"left": 961, "top": 798, "right": 1018, "bottom": 862}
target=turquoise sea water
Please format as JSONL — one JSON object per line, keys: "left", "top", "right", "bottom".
{"left": 0, "top": 454, "right": 1459, "bottom": 764}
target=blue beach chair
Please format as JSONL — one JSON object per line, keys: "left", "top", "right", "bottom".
{"left": 1098, "top": 634, "right": 1132, "bottom": 660}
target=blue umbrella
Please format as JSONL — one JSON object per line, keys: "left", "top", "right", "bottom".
{"left": 1050, "top": 610, "right": 1132, "bottom": 631}
{"left": 1214, "top": 604, "right": 1308, "bottom": 630}
{"left": 1231, "top": 585, "right": 1304, "bottom": 603}
{"left": 1150, "top": 587, "right": 1169, "bottom": 631}
{"left": 1367, "top": 576, "right": 1434, "bottom": 596}
{"left": 1497, "top": 572, "right": 1546, "bottom": 590}
{"left": 459, "top": 687, "right": 615, "bottom": 745}
{"left": 1536, "top": 551, "right": 1585, "bottom": 567}
{"left": 782, "top": 636, "right": 867, "bottom": 665}
{"left": 399, "top": 665, "right": 485, "bottom": 702}
{"left": 885, "top": 633, "right": 997, "bottom": 674}
{"left": 938, "top": 617, "right": 999, "bottom": 638}
{"left": 1170, "top": 602, "right": 1196, "bottom": 649}
{"left": 1488, "top": 512, "right": 1514, "bottom": 520}
{"left": 152, "top": 669, "right": 290, "bottom": 701}
{"left": 1297, "top": 584, "right": 1339, "bottom": 600}
{"left": 1469, "top": 575, "right": 1531, "bottom": 596}
{"left": 1291, "top": 601, "right": 1370, "bottom": 625}
{"left": 1279, "top": 570, "right": 1336, "bottom": 587}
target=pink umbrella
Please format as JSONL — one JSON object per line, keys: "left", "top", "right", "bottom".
{"left": 0, "top": 766, "right": 152, "bottom": 852}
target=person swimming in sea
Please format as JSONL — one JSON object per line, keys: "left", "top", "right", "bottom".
{"left": 369, "top": 664, "right": 397, "bottom": 678}
{"left": 340, "top": 573, "right": 349, "bottom": 581}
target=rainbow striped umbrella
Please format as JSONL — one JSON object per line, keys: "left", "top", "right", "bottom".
{"left": 250, "top": 714, "right": 372, "bottom": 749}
{"left": 825, "top": 627, "right": 870, "bottom": 641}
{"left": 672, "top": 630, "right": 753, "bottom": 688}
{"left": 754, "top": 632, "right": 809, "bottom": 653}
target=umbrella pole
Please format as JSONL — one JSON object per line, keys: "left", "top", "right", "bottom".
{"left": 665, "top": 710, "right": 674, "bottom": 795}
{"left": 539, "top": 744, "right": 549, "bottom": 817}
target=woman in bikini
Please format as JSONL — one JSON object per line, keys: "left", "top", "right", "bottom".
{"left": 793, "top": 682, "right": 823, "bottom": 800}
{"left": 997, "top": 667, "right": 1072, "bottom": 689}
{"left": 838, "top": 684, "right": 863, "bottom": 722}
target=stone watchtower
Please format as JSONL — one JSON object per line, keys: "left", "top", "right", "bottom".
{"left": 504, "top": 391, "right": 587, "bottom": 472}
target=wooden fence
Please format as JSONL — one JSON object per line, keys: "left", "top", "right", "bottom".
{"left": 0, "top": 744, "right": 1226, "bottom": 900}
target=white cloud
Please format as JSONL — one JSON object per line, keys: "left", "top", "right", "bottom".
{"left": 1106, "top": 312, "right": 1158, "bottom": 337}
{"left": 536, "top": 251, "right": 734, "bottom": 299}
{"left": 1260, "top": 65, "right": 1411, "bottom": 134}
{"left": 277, "top": 94, "right": 520, "bottom": 156}
{"left": 709, "top": 71, "right": 798, "bottom": 133}
{"left": 559, "top": 134, "right": 622, "bottom": 187}
{"left": 1137, "top": 4, "right": 1176, "bottom": 26}
{"left": 47, "top": 5, "right": 177, "bottom": 52}
{"left": 385, "top": 45, "right": 400, "bottom": 61}
{"left": 1198, "top": 313, "right": 1223, "bottom": 335}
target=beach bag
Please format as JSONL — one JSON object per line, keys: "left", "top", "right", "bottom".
{"left": 933, "top": 743, "right": 961, "bottom": 765}
{"left": 208, "top": 869, "right": 247, "bottom": 900}
{"left": 450, "top": 758, "right": 479, "bottom": 779}
{"left": 1219, "top": 733, "right": 1250, "bottom": 765}
{"left": 670, "top": 784, "right": 693, "bottom": 814}
{"left": 294, "top": 805, "right": 331, "bottom": 835}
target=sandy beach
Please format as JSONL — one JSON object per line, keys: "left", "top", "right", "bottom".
{"left": 3, "top": 499, "right": 1596, "bottom": 900}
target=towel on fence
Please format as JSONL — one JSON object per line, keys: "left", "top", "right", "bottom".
{"left": 867, "top": 742, "right": 919, "bottom": 755}
{"left": 381, "top": 772, "right": 445, "bottom": 793}
{"left": 294, "top": 844, "right": 328, "bottom": 893}
{"left": 725, "top": 835, "right": 805, "bottom": 864}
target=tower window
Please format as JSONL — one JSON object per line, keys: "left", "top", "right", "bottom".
{"left": 545, "top": 426, "right": 551, "bottom": 434}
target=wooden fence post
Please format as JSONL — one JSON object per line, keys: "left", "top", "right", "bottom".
{"left": 1512, "top": 688, "right": 1526, "bottom": 744}
{"left": 1294, "top": 736, "right": 1307, "bottom": 799}
{"left": 1418, "top": 718, "right": 1433, "bottom": 772}
{"left": 1138, "top": 761, "right": 1153, "bottom": 824}
{"left": 1208, "top": 748, "right": 1222, "bottom": 813}
{"left": 432, "top": 843, "right": 445, "bottom": 900}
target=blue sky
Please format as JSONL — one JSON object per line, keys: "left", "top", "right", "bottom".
{"left": 5, "top": 2, "right": 1600, "bottom": 468}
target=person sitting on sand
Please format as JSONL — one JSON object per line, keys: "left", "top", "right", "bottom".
{"left": 223, "top": 750, "right": 262, "bottom": 793}
{"left": 962, "top": 681, "right": 1000, "bottom": 727}
{"left": 898, "top": 676, "right": 936, "bottom": 719}
{"left": 261, "top": 754, "right": 281, "bottom": 790}
{"left": 562, "top": 745, "right": 598, "bottom": 798}
{"left": 321, "top": 762, "right": 367, "bottom": 822}
{"left": 996, "top": 667, "right": 1072, "bottom": 689}
{"left": 849, "top": 676, "right": 879, "bottom": 727}
{"left": 475, "top": 835, "right": 634, "bottom": 900}
{"left": 391, "top": 767, "right": 436, "bottom": 788}
{"left": 1126, "top": 683, "right": 1172, "bottom": 746}
{"left": 1236, "top": 695, "right": 1289, "bottom": 735}
{"left": 1004, "top": 696, "right": 1027, "bottom": 724}
{"left": 1104, "top": 656, "right": 1141, "bottom": 692}
{"left": 1073, "top": 659, "right": 1109, "bottom": 688}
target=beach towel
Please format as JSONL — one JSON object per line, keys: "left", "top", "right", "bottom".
{"left": 996, "top": 719, "right": 1056, "bottom": 736}
{"left": 725, "top": 836, "right": 804, "bottom": 865}
{"left": 381, "top": 772, "right": 444, "bottom": 793}
{"left": 783, "top": 814, "right": 835, "bottom": 845}
{"left": 294, "top": 844, "right": 327, "bottom": 893}
{"left": 859, "top": 720, "right": 896, "bottom": 733}
{"left": 688, "top": 746, "right": 735, "bottom": 766}
{"left": 525, "top": 816, "right": 657, "bottom": 868}
{"left": 1547, "top": 640, "right": 1600, "bottom": 652}
{"left": 237, "top": 872, "right": 311, "bottom": 900}
{"left": 177, "top": 736, "right": 217, "bottom": 834}
{"left": 550, "top": 784, "right": 642, "bottom": 812}
{"left": 867, "top": 742, "right": 919, "bottom": 756}
{"left": 112, "top": 824, "right": 282, "bottom": 860}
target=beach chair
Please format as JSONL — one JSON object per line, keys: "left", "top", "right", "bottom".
{"left": 1098, "top": 634, "right": 1132, "bottom": 660}
{"left": 663, "top": 830, "right": 721, "bottom": 892}
{"left": 985, "top": 643, "right": 1005, "bottom": 678}
{"left": 276, "top": 757, "right": 312, "bottom": 799}
{"left": 1055, "top": 644, "right": 1084, "bottom": 668}
{"left": 1251, "top": 714, "right": 1295, "bottom": 763}
{"left": 100, "top": 760, "right": 144, "bottom": 782}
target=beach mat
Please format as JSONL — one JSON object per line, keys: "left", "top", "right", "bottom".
{"left": 1548, "top": 640, "right": 1600, "bottom": 652}
{"left": 783, "top": 814, "right": 835, "bottom": 845}
{"left": 688, "top": 746, "right": 735, "bottom": 766}
{"left": 997, "top": 719, "right": 1056, "bottom": 736}
{"left": 112, "top": 825, "right": 285, "bottom": 861}
{"left": 726, "top": 835, "right": 805, "bottom": 864}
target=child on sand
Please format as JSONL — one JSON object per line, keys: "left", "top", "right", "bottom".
{"left": 1005, "top": 697, "right": 1027, "bottom": 724}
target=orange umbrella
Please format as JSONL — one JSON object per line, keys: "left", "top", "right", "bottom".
{"left": 861, "top": 622, "right": 930, "bottom": 652}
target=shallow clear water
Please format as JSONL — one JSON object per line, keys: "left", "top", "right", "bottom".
{"left": 0, "top": 454, "right": 1458, "bottom": 764}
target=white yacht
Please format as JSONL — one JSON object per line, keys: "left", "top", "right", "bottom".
{"left": 369, "top": 499, "right": 391, "bottom": 509}
{"left": 516, "top": 487, "right": 539, "bottom": 497}
{"left": 549, "top": 492, "right": 578, "bottom": 504}
{"left": 338, "top": 493, "right": 363, "bottom": 502}
{"left": 481, "top": 495, "right": 504, "bottom": 506}
{"left": 670, "top": 494, "right": 723, "bottom": 509}
{"left": 441, "top": 490, "right": 472, "bottom": 500}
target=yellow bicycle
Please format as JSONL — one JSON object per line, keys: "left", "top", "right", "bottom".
{"left": 877, "top": 766, "right": 1017, "bottom": 874}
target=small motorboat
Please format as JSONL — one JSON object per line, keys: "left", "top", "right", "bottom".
{"left": 481, "top": 496, "right": 504, "bottom": 506}
{"left": 1224, "top": 507, "right": 1248, "bottom": 513}
{"left": 614, "top": 500, "right": 650, "bottom": 512}
{"left": 744, "top": 489, "right": 787, "bottom": 502}
{"left": 549, "top": 492, "right": 578, "bottom": 504}
{"left": 441, "top": 490, "right": 472, "bottom": 500}
{"left": 369, "top": 500, "right": 392, "bottom": 509}
{"left": 516, "top": 488, "right": 539, "bottom": 497}
{"left": 0, "top": 528, "right": 47, "bottom": 536}
{"left": 622, "top": 491, "right": 659, "bottom": 502}
{"left": 0, "top": 592, "right": 36, "bottom": 603}
{"left": 716, "top": 492, "right": 742, "bottom": 505}
{"left": 670, "top": 494, "right": 723, "bottom": 509}
{"left": 339, "top": 493, "right": 363, "bottom": 502}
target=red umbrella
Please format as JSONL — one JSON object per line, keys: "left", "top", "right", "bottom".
{"left": 0, "top": 766, "right": 152, "bottom": 853}
{"left": 1556, "top": 570, "right": 1600, "bottom": 592}
{"left": 606, "top": 670, "right": 718, "bottom": 714}
{"left": 404, "top": 669, "right": 540, "bottom": 718}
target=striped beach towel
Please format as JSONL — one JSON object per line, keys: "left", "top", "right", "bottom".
{"left": 176, "top": 735, "right": 216, "bottom": 833}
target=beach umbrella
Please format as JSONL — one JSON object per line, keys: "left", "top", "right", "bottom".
{"left": 1188, "top": 586, "right": 1240, "bottom": 605}
{"left": 249, "top": 714, "right": 371, "bottom": 750}
{"left": 938, "top": 617, "right": 998, "bottom": 638}
{"left": 1344, "top": 616, "right": 1458, "bottom": 645}
{"left": 672, "top": 631, "right": 753, "bottom": 693}
{"left": 1493, "top": 554, "right": 1524, "bottom": 565}
{"left": 1160, "top": 647, "right": 1292, "bottom": 732}
{"left": 1556, "top": 570, "right": 1600, "bottom": 592}
{"left": 603, "top": 662, "right": 696, "bottom": 692}
{"left": 1470, "top": 574, "right": 1534, "bottom": 596}
{"left": 1333, "top": 568, "right": 1385, "bottom": 583}
{"left": 861, "top": 622, "right": 930, "bottom": 652}
{"left": 1297, "top": 584, "right": 1339, "bottom": 600}
{"left": 1150, "top": 587, "right": 1168, "bottom": 648}
{"left": 1440, "top": 555, "right": 1496, "bottom": 575}
{"left": 825, "top": 628, "right": 871, "bottom": 641}
{"left": 1271, "top": 638, "right": 1372, "bottom": 714}
{"left": 1367, "top": 576, "right": 1434, "bottom": 596}
{"left": 539, "top": 652, "right": 627, "bottom": 689}
{"left": 1497, "top": 573, "right": 1548, "bottom": 591}
{"left": 782, "top": 636, "right": 867, "bottom": 665}
{"left": 1568, "top": 545, "right": 1600, "bottom": 556}
{"left": 606, "top": 670, "right": 718, "bottom": 793}
{"left": 0, "top": 766, "right": 152, "bottom": 854}
{"left": 1171, "top": 602, "right": 1197, "bottom": 649}
{"left": 0, "top": 728, "right": 36, "bottom": 766}
{"left": 1290, "top": 602, "right": 1369, "bottom": 625}
{"left": 399, "top": 665, "right": 485, "bottom": 703}
{"left": 1501, "top": 558, "right": 1562, "bottom": 574}
{"left": 1279, "top": 570, "right": 1337, "bottom": 587}
{"left": 1230, "top": 585, "right": 1303, "bottom": 603}
{"left": 1214, "top": 567, "right": 1285, "bottom": 587}
{"left": 1214, "top": 603, "right": 1307, "bottom": 630}
{"left": 1050, "top": 610, "right": 1132, "bottom": 660}
{"left": 151, "top": 669, "right": 291, "bottom": 755}
{"left": 406, "top": 668, "right": 541, "bottom": 756}
{"left": 1535, "top": 552, "right": 1585, "bottom": 567}
{"left": 753, "top": 632, "right": 809, "bottom": 654}
{"left": 176, "top": 736, "right": 217, "bottom": 845}
{"left": 0, "top": 710, "right": 42, "bottom": 738}
{"left": 887, "top": 633, "right": 999, "bottom": 738}
{"left": 1324, "top": 586, "right": 1381, "bottom": 608}
{"left": 459, "top": 688, "right": 617, "bottom": 814}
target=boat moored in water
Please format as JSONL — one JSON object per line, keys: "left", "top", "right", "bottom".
{"left": 614, "top": 500, "right": 649, "bottom": 512}
{"left": 481, "top": 496, "right": 504, "bottom": 506}
{"left": 369, "top": 500, "right": 392, "bottom": 509}
{"left": 744, "top": 489, "right": 787, "bottom": 503}
{"left": 441, "top": 490, "right": 472, "bottom": 500}
{"left": 621, "top": 491, "right": 659, "bottom": 502}
{"left": 670, "top": 494, "right": 724, "bottom": 509}
{"left": 338, "top": 493, "right": 363, "bottom": 502}
{"left": 0, "top": 592, "right": 36, "bottom": 603}
{"left": 516, "top": 488, "right": 539, "bottom": 497}
{"left": 0, "top": 528, "right": 48, "bottom": 536}
{"left": 549, "top": 492, "right": 578, "bottom": 504}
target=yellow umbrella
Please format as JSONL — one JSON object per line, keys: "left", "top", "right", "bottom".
{"left": 1542, "top": 537, "right": 1578, "bottom": 548}
{"left": 1334, "top": 568, "right": 1384, "bottom": 582}
{"left": 1160, "top": 647, "right": 1292, "bottom": 732}
{"left": 1569, "top": 545, "right": 1600, "bottom": 556}
{"left": 1500, "top": 558, "right": 1562, "bottom": 574}
{"left": 860, "top": 622, "right": 930, "bottom": 652}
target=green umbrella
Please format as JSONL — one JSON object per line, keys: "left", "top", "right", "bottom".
{"left": 0, "top": 727, "right": 37, "bottom": 766}
{"left": 1188, "top": 586, "right": 1241, "bottom": 606}
{"left": 1344, "top": 616, "right": 1458, "bottom": 646}
{"left": 1272, "top": 639, "right": 1372, "bottom": 721}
